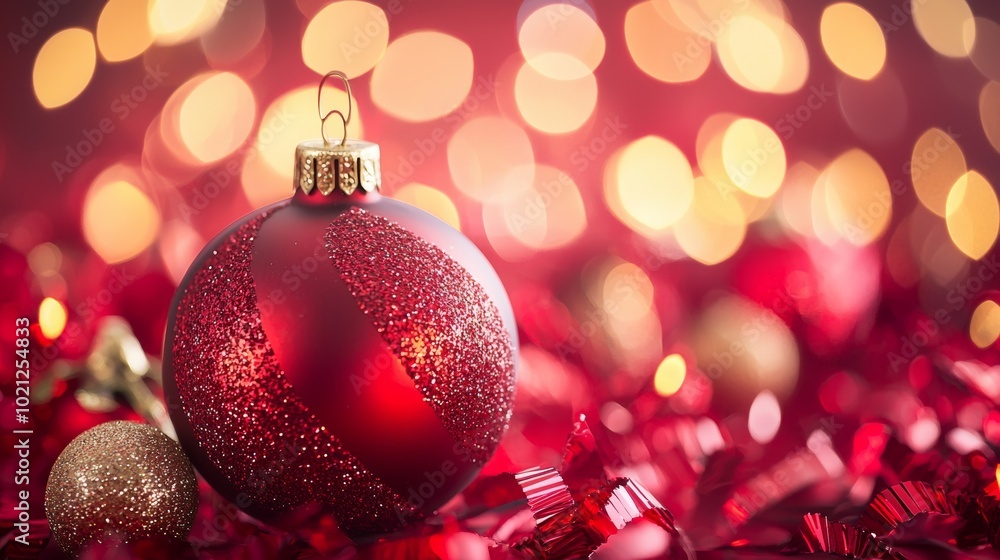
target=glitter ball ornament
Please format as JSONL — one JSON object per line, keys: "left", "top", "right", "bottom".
{"left": 162, "top": 73, "right": 518, "bottom": 539}
{"left": 44, "top": 421, "right": 199, "bottom": 555}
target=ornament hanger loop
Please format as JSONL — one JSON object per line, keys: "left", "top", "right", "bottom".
{"left": 318, "top": 70, "right": 352, "bottom": 147}
{"left": 320, "top": 109, "right": 348, "bottom": 147}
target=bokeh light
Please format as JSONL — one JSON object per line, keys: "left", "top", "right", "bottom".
{"left": 820, "top": 3, "right": 885, "bottom": 80}
{"left": 721, "top": 118, "right": 786, "bottom": 198}
{"left": 97, "top": 0, "right": 155, "bottom": 62}
{"left": 624, "top": 1, "right": 710, "bottom": 84}
{"left": 372, "top": 32, "right": 474, "bottom": 122}
{"left": 178, "top": 72, "right": 256, "bottom": 163}
{"left": 32, "top": 28, "right": 96, "bottom": 108}
{"left": 945, "top": 170, "right": 999, "bottom": 260}
{"left": 837, "top": 69, "right": 908, "bottom": 145}
{"left": 979, "top": 81, "right": 1000, "bottom": 154}
{"left": 393, "top": 183, "right": 461, "bottom": 230}
{"left": 483, "top": 164, "right": 586, "bottom": 258}
{"left": 448, "top": 116, "right": 534, "bottom": 202}
{"left": 968, "top": 17, "right": 1000, "bottom": 81}
{"left": 654, "top": 354, "right": 686, "bottom": 397}
{"left": 911, "top": 127, "right": 967, "bottom": 217}
{"left": 716, "top": 13, "right": 808, "bottom": 94}
{"left": 778, "top": 161, "right": 821, "bottom": 239}
{"left": 605, "top": 135, "right": 694, "bottom": 235}
{"left": 675, "top": 176, "right": 747, "bottom": 265}
{"left": 913, "top": 0, "right": 976, "bottom": 57}
{"left": 38, "top": 297, "right": 67, "bottom": 340}
{"left": 301, "top": 1, "right": 389, "bottom": 78}
{"left": 748, "top": 391, "right": 781, "bottom": 444}
{"left": 148, "top": 0, "right": 224, "bottom": 45}
{"left": 970, "top": 300, "right": 1000, "bottom": 349}
{"left": 693, "top": 296, "right": 799, "bottom": 404}
{"left": 820, "top": 148, "right": 892, "bottom": 246}
{"left": 82, "top": 169, "right": 161, "bottom": 264}
{"left": 518, "top": 2, "right": 605, "bottom": 80}
{"left": 202, "top": 0, "right": 267, "bottom": 67}
{"left": 514, "top": 62, "right": 597, "bottom": 134}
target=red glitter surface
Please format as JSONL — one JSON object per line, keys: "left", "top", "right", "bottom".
{"left": 325, "top": 207, "right": 516, "bottom": 463}
{"left": 165, "top": 209, "right": 418, "bottom": 535}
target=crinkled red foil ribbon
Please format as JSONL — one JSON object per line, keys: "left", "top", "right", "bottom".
{"left": 507, "top": 468, "right": 678, "bottom": 559}
{"left": 798, "top": 481, "right": 971, "bottom": 558}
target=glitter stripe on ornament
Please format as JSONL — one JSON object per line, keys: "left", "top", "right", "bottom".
{"left": 325, "top": 207, "right": 516, "bottom": 463}
{"left": 166, "top": 211, "right": 418, "bottom": 535}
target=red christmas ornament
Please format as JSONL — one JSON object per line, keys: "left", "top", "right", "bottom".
{"left": 162, "top": 73, "right": 517, "bottom": 540}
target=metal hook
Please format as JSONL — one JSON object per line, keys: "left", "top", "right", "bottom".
{"left": 318, "top": 71, "right": 352, "bottom": 147}
{"left": 320, "top": 109, "right": 348, "bottom": 147}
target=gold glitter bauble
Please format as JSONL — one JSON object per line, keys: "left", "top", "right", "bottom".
{"left": 44, "top": 421, "right": 199, "bottom": 556}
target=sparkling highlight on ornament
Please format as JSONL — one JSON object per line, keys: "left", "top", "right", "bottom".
{"left": 44, "top": 421, "right": 198, "bottom": 556}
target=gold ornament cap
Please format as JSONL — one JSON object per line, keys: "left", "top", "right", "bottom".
{"left": 294, "top": 139, "right": 381, "bottom": 195}
{"left": 294, "top": 70, "right": 381, "bottom": 196}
